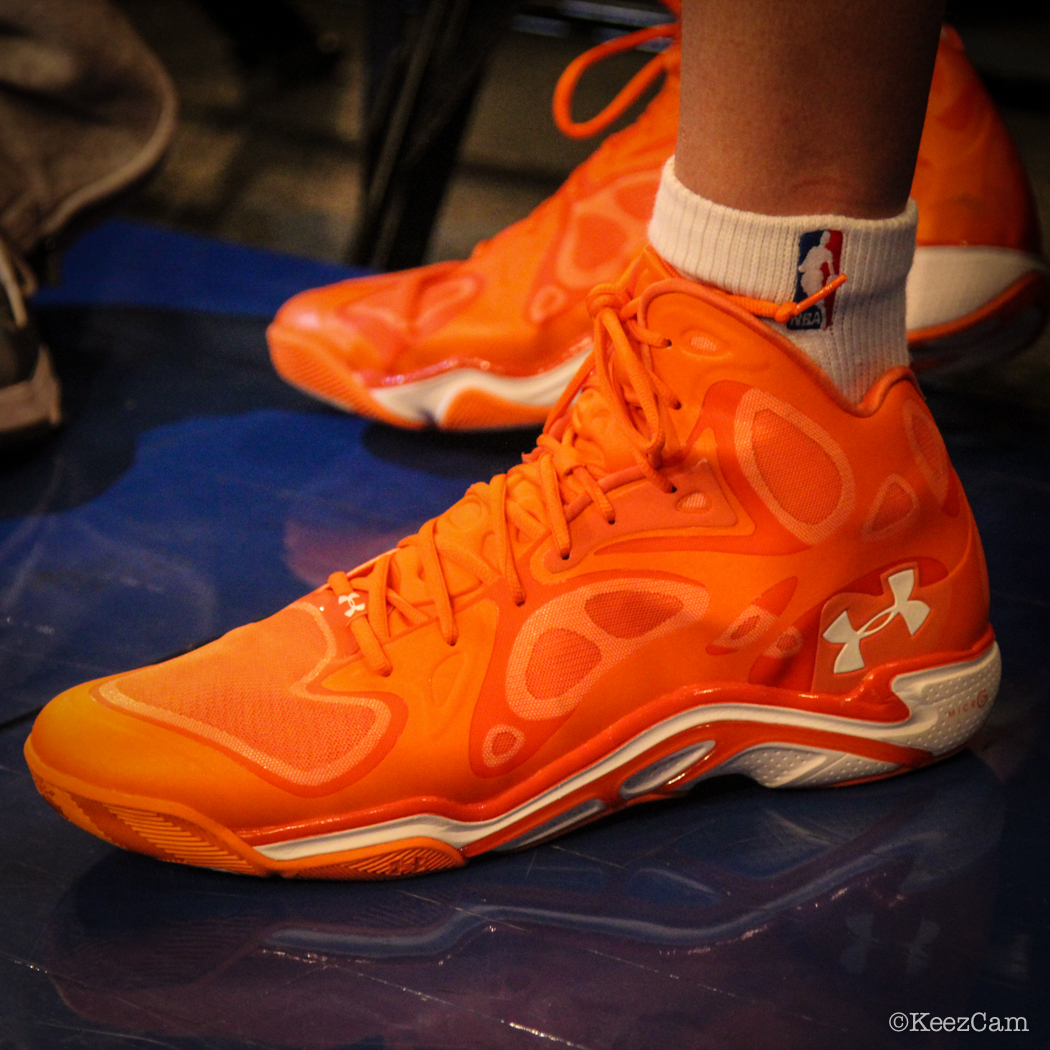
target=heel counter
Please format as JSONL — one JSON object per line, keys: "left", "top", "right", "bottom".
{"left": 947, "top": 475, "right": 993, "bottom": 650}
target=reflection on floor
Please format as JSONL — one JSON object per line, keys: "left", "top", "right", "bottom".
{"left": 1, "top": 222, "right": 1047, "bottom": 1048}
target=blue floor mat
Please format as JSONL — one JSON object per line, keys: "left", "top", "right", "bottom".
{"left": 1, "top": 220, "right": 1047, "bottom": 1049}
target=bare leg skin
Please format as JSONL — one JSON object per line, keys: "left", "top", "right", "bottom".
{"left": 676, "top": 0, "right": 946, "bottom": 218}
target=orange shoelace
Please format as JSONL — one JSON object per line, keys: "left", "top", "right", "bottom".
{"left": 329, "top": 270, "right": 846, "bottom": 675}
{"left": 552, "top": 21, "right": 680, "bottom": 140}
{"left": 465, "top": 15, "right": 679, "bottom": 263}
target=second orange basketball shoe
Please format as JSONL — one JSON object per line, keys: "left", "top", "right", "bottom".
{"left": 267, "top": 24, "right": 1047, "bottom": 430}
{"left": 27, "top": 247, "right": 998, "bottom": 879}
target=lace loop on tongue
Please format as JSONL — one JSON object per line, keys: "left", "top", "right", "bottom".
{"left": 583, "top": 282, "right": 678, "bottom": 485}
{"left": 407, "top": 519, "right": 458, "bottom": 647}
{"left": 728, "top": 273, "right": 848, "bottom": 324}
{"left": 552, "top": 22, "right": 679, "bottom": 140}
{"left": 539, "top": 452, "right": 573, "bottom": 559}
{"left": 490, "top": 473, "right": 526, "bottom": 604}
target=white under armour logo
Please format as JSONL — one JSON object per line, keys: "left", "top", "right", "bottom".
{"left": 338, "top": 591, "right": 366, "bottom": 618}
{"left": 822, "top": 569, "right": 930, "bottom": 674}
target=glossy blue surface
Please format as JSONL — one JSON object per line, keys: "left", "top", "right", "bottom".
{"left": 1, "top": 222, "right": 1047, "bottom": 1049}
{"left": 35, "top": 219, "right": 358, "bottom": 316}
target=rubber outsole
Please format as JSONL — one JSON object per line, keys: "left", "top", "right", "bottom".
{"left": 266, "top": 327, "right": 424, "bottom": 429}
{"left": 26, "top": 641, "right": 999, "bottom": 880}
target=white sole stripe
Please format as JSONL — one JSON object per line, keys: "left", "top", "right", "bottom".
{"left": 256, "top": 644, "right": 999, "bottom": 862}
{"left": 368, "top": 349, "right": 590, "bottom": 425}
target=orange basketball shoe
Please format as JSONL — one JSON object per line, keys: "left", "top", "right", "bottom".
{"left": 267, "top": 23, "right": 1047, "bottom": 430}
{"left": 268, "top": 20, "right": 681, "bottom": 430}
{"left": 27, "top": 248, "right": 999, "bottom": 879}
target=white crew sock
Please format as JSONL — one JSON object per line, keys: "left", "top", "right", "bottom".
{"left": 648, "top": 158, "right": 917, "bottom": 403}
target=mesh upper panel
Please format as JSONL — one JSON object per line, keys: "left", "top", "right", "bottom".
{"left": 482, "top": 724, "right": 526, "bottom": 766}
{"left": 584, "top": 590, "right": 682, "bottom": 638}
{"left": 912, "top": 410, "right": 948, "bottom": 480}
{"left": 528, "top": 171, "right": 660, "bottom": 324}
{"left": 905, "top": 401, "right": 951, "bottom": 504}
{"left": 729, "top": 613, "right": 761, "bottom": 642}
{"left": 503, "top": 578, "right": 709, "bottom": 724}
{"left": 735, "top": 389, "right": 855, "bottom": 545}
{"left": 707, "top": 577, "right": 798, "bottom": 656}
{"left": 96, "top": 601, "right": 404, "bottom": 792}
{"left": 525, "top": 628, "right": 602, "bottom": 700}
{"left": 865, "top": 475, "right": 920, "bottom": 541}
{"left": 751, "top": 408, "right": 841, "bottom": 525}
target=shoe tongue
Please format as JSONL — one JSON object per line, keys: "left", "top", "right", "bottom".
{"left": 561, "top": 247, "right": 682, "bottom": 474}
{"left": 391, "top": 486, "right": 491, "bottom": 607}
{"left": 373, "top": 459, "right": 554, "bottom": 617}
{"left": 374, "top": 250, "right": 689, "bottom": 616}
{"left": 563, "top": 385, "right": 638, "bottom": 474}
{"left": 629, "top": 244, "right": 679, "bottom": 291}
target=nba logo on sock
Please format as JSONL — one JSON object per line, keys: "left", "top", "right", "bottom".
{"left": 787, "top": 229, "right": 843, "bottom": 330}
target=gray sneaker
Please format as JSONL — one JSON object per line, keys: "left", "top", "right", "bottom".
{"left": 0, "top": 238, "right": 60, "bottom": 449}
{"left": 0, "top": 0, "right": 178, "bottom": 449}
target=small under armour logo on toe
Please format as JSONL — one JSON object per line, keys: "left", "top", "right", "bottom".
{"left": 338, "top": 591, "right": 366, "bottom": 618}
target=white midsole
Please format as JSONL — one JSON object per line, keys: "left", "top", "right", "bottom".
{"left": 0, "top": 347, "right": 61, "bottom": 433}
{"left": 368, "top": 349, "right": 589, "bottom": 425}
{"left": 906, "top": 245, "right": 1048, "bottom": 331}
{"left": 257, "top": 644, "right": 999, "bottom": 862}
